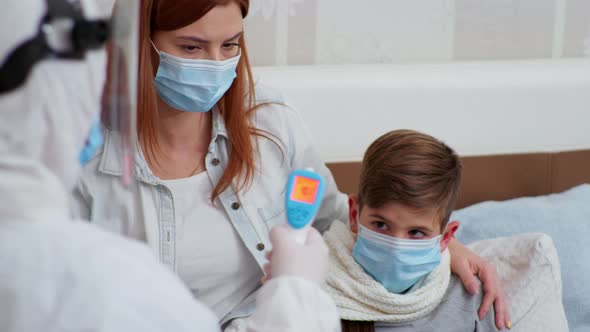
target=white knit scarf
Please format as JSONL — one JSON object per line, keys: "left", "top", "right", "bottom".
{"left": 324, "top": 221, "right": 451, "bottom": 323}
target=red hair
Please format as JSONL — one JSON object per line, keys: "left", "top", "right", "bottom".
{"left": 138, "top": 0, "right": 261, "bottom": 200}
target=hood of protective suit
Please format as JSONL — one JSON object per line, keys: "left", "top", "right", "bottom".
{"left": 0, "top": 0, "right": 112, "bottom": 221}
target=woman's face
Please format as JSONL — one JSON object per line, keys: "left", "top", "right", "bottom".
{"left": 152, "top": 2, "right": 243, "bottom": 61}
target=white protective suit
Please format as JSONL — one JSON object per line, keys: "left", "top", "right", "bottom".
{"left": 0, "top": 1, "right": 340, "bottom": 331}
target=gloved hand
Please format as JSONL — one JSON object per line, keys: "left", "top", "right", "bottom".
{"left": 261, "top": 224, "right": 329, "bottom": 286}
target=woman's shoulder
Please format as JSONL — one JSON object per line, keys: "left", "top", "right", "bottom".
{"left": 77, "top": 145, "right": 106, "bottom": 186}
{"left": 253, "top": 82, "right": 287, "bottom": 104}
{"left": 251, "top": 82, "right": 304, "bottom": 133}
{"left": 75, "top": 128, "right": 127, "bottom": 194}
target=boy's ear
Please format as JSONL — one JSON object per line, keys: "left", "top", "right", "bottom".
{"left": 348, "top": 194, "right": 360, "bottom": 234}
{"left": 440, "top": 221, "right": 460, "bottom": 252}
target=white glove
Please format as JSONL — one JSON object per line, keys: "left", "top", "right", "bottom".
{"left": 262, "top": 224, "right": 329, "bottom": 286}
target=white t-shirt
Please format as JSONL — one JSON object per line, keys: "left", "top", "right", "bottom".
{"left": 162, "top": 172, "right": 262, "bottom": 320}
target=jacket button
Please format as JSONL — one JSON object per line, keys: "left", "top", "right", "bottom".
{"left": 231, "top": 202, "right": 241, "bottom": 210}
{"left": 211, "top": 158, "right": 220, "bottom": 166}
{"left": 256, "top": 243, "right": 265, "bottom": 251}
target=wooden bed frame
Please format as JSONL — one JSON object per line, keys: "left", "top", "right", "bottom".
{"left": 327, "top": 149, "right": 590, "bottom": 209}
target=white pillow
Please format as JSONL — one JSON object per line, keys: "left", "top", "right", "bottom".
{"left": 452, "top": 184, "right": 590, "bottom": 331}
{"left": 468, "top": 233, "right": 568, "bottom": 332}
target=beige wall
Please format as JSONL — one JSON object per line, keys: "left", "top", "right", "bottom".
{"left": 244, "top": 0, "right": 590, "bottom": 66}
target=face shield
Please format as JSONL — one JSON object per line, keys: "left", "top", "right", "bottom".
{"left": 0, "top": 0, "right": 144, "bottom": 238}
{"left": 100, "top": 0, "right": 139, "bottom": 185}
{"left": 95, "top": 1, "right": 147, "bottom": 239}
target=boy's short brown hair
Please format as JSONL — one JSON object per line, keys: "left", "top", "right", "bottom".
{"left": 358, "top": 129, "right": 462, "bottom": 229}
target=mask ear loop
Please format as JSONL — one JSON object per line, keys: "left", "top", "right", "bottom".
{"left": 149, "top": 39, "right": 161, "bottom": 54}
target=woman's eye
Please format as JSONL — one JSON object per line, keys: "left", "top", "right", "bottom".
{"left": 222, "top": 42, "right": 239, "bottom": 50}
{"left": 408, "top": 230, "right": 426, "bottom": 238}
{"left": 182, "top": 45, "right": 201, "bottom": 52}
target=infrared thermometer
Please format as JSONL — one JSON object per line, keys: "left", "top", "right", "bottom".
{"left": 285, "top": 169, "right": 326, "bottom": 245}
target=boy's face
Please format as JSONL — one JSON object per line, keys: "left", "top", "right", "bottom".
{"left": 348, "top": 195, "right": 459, "bottom": 251}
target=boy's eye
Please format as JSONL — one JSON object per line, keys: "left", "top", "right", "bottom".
{"left": 371, "top": 221, "right": 389, "bottom": 231}
{"left": 408, "top": 230, "right": 426, "bottom": 239}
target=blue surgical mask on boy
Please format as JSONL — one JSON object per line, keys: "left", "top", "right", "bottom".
{"left": 352, "top": 225, "right": 442, "bottom": 293}
{"left": 151, "top": 41, "right": 240, "bottom": 113}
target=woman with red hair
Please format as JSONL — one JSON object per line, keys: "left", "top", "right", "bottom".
{"left": 73, "top": 0, "right": 509, "bottom": 330}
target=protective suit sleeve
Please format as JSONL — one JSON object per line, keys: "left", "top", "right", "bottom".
{"left": 70, "top": 176, "right": 91, "bottom": 220}
{"left": 224, "top": 276, "right": 341, "bottom": 332}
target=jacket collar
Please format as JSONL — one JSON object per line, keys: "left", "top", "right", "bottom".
{"left": 98, "top": 109, "right": 227, "bottom": 181}
{"left": 211, "top": 108, "right": 228, "bottom": 141}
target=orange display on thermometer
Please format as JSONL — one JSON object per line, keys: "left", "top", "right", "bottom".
{"left": 290, "top": 176, "right": 320, "bottom": 204}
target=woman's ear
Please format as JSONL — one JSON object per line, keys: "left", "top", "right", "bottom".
{"left": 348, "top": 194, "right": 360, "bottom": 234}
{"left": 440, "top": 221, "right": 460, "bottom": 252}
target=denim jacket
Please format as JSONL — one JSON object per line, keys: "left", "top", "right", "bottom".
{"left": 71, "top": 84, "right": 348, "bottom": 324}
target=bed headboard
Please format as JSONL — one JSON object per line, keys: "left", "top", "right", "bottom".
{"left": 327, "top": 149, "right": 590, "bottom": 209}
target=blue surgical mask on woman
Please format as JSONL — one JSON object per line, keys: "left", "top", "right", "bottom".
{"left": 352, "top": 225, "right": 442, "bottom": 293}
{"left": 151, "top": 41, "right": 240, "bottom": 113}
